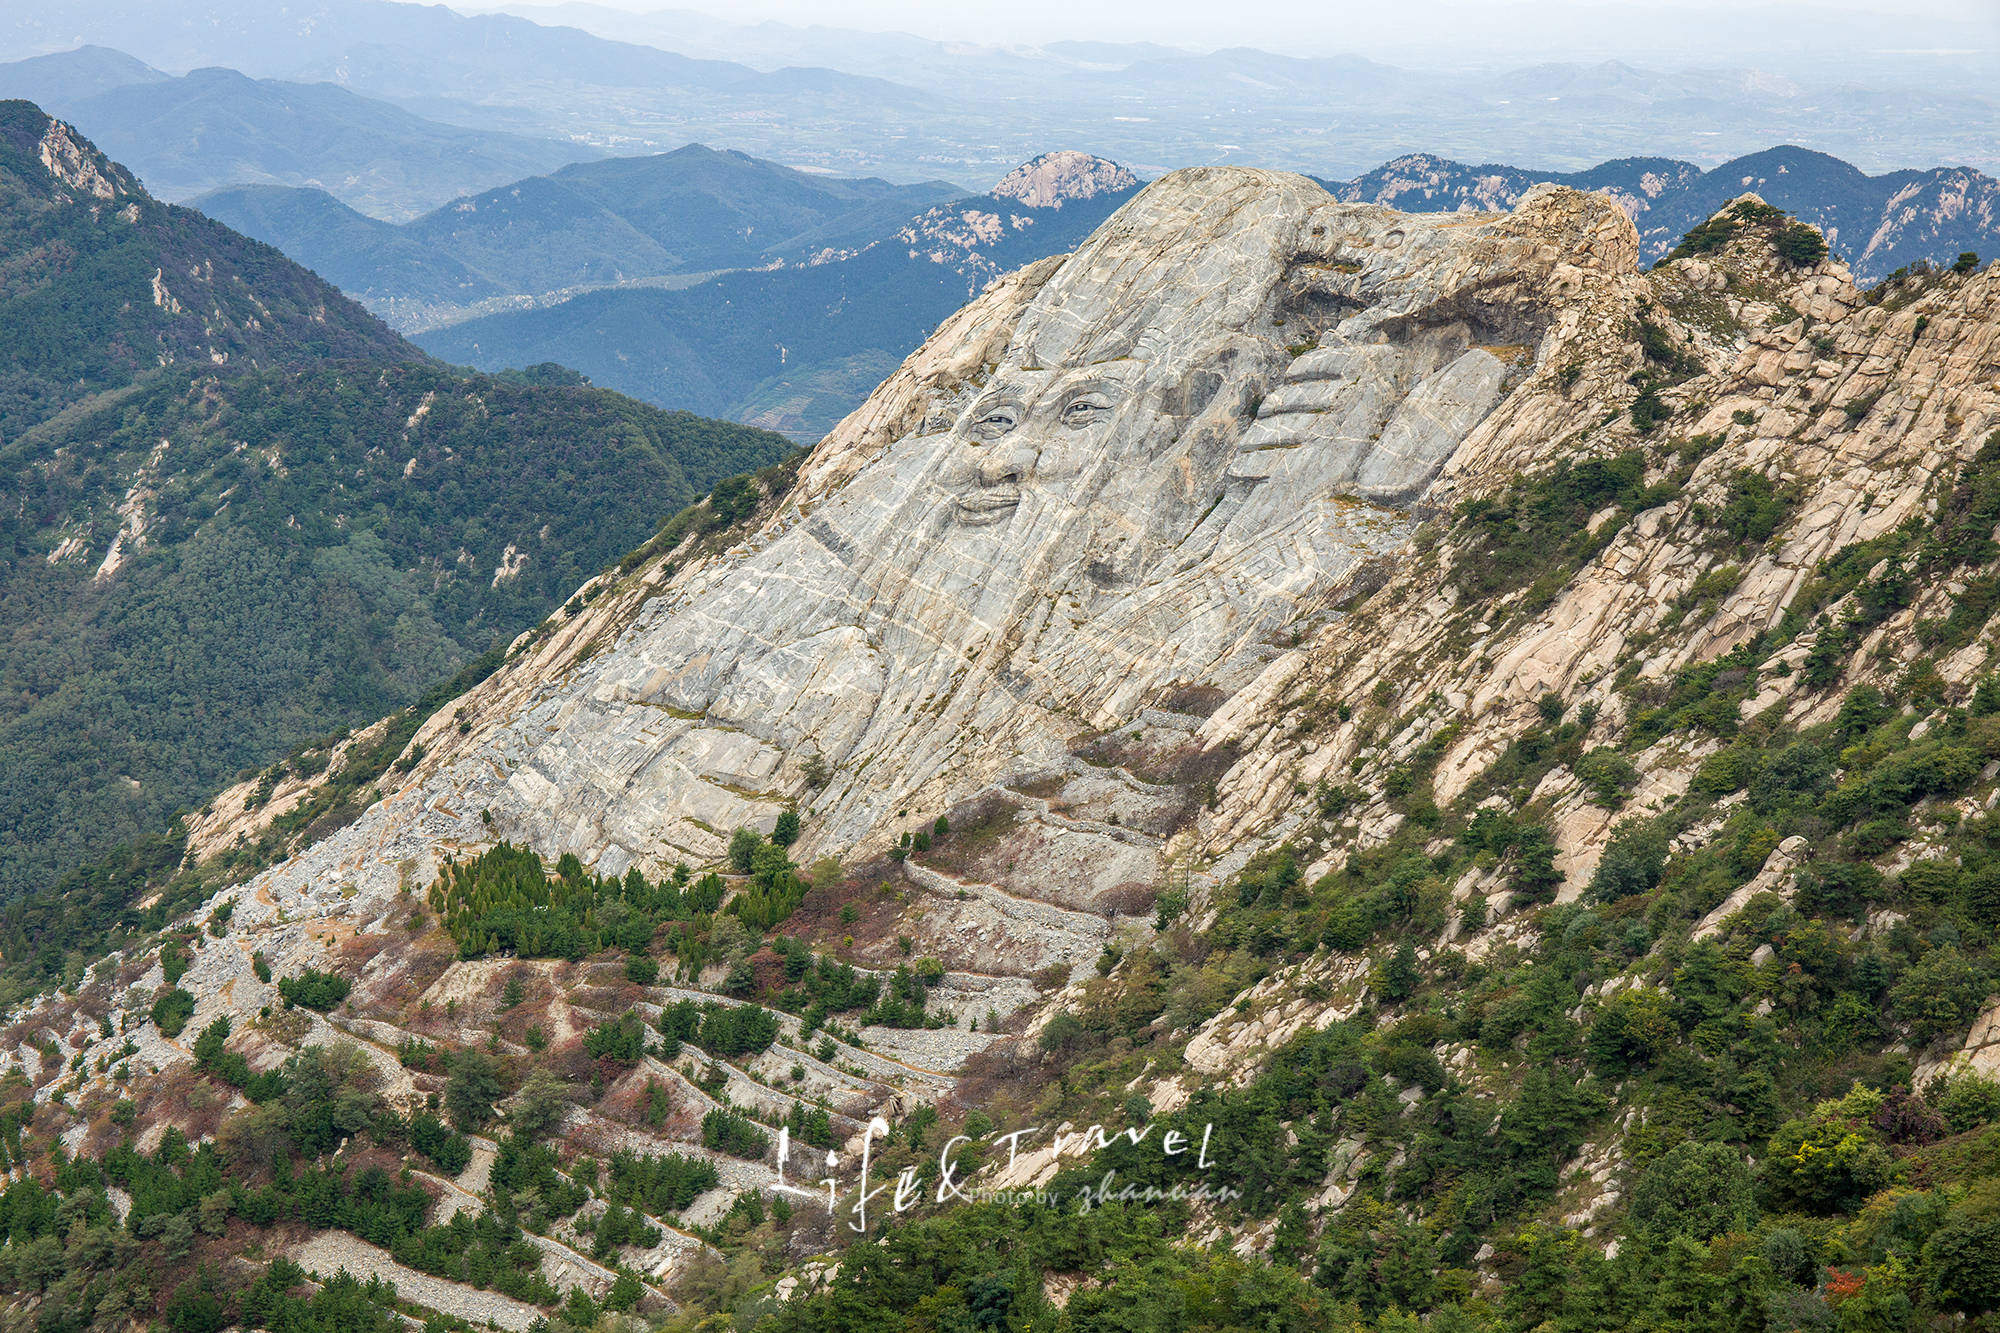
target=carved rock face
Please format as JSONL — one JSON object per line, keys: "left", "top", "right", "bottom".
{"left": 241, "top": 167, "right": 1641, "bottom": 903}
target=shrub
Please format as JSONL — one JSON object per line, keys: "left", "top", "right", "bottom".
{"left": 410, "top": 1111, "right": 473, "bottom": 1175}
{"left": 1585, "top": 986, "right": 1674, "bottom": 1075}
{"left": 1509, "top": 824, "right": 1563, "bottom": 903}
{"left": 1039, "top": 1010, "right": 1087, "bottom": 1055}
{"left": 164, "top": 1267, "right": 229, "bottom": 1333}
{"left": 1775, "top": 222, "right": 1829, "bottom": 266}
{"left": 1930, "top": 1072, "right": 2000, "bottom": 1133}
{"left": 623, "top": 953, "right": 659, "bottom": 986}
{"left": 1890, "top": 946, "right": 1990, "bottom": 1045}
{"left": 1760, "top": 1085, "right": 1895, "bottom": 1213}
{"left": 278, "top": 967, "right": 351, "bottom": 1012}
{"left": 508, "top": 1070, "right": 573, "bottom": 1141}
{"left": 1629, "top": 1141, "right": 1758, "bottom": 1240}
{"left": 445, "top": 1051, "right": 504, "bottom": 1131}
{"left": 1576, "top": 748, "right": 1639, "bottom": 807}
{"left": 1718, "top": 469, "right": 1792, "bottom": 543}
{"left": 603, "top": 1147, "right": 718, "bottom": 1215}
{"left": 584, "top": 1012, "right": 650, "bottom": 1065}
{"left": 151, "top": 988, "right": 196, "bottom": 1037}
{"left": 1630, "top": 384, "right": 1671, "bottom": 432}
{"left": 728, "top": 827, "right": 762, "bottom": 873}
{"left": 700, "top": 1108, "right": 769, "bottom": 1159}
{"left": 191, "top": 1017, "right": 252, "bottom": 1087}
{"left": 1373, "top": 943, "right": 1420, "bottom": 1002}
{"left": 698, "top": 1003, "right": 780, "bottom": 1056}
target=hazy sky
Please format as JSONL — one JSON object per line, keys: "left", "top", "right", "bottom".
{"left": 525, "top": 0, "right": 2000, "bottom": 62}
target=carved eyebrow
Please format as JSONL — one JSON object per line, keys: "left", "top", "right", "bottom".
{"left": 966, "top": 393, "right": 1022, "bottom": 418}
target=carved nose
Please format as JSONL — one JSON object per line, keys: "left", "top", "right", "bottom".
{"left": 978, "top": 445, "right": 1031, "bottom": 485}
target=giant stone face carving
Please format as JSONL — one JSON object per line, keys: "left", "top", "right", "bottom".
{"left": 240, "top": 167, "right": 1639, "bottom": 906}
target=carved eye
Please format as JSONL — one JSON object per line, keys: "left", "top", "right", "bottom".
{"left": 970, "top": 405, "right": 1019, "bottom": 440}
{"left": 1060, "top": 395, "right": 1110, "bottom": 428}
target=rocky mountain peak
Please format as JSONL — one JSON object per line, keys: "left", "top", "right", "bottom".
{"left": 1, "top": 100, "right": 132, "bottom": 205}
{"left": 988, "top": 149, "right": 1139, "bottom": 208}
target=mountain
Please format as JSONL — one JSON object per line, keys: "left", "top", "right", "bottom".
{"left": 5, "top": 169, "right": 1997, "bottom": 1333}
{"left": 479, "top": 3, "right": 1193, "bottom": 97}
{"left": 194, "top": 144, "right": 963, "bottom": 326}
{"left": 1641, "top": 146, "right": 2000, "bottom": 280}
{"left": 0, "top": 51, "right": 597, "bottom": 219}
{"left": 1326, "top": 146, "right": 2000, "bottom": 282}
{"left": 0, "top": 43, "right": 165, "bottom": 106}
{"left": 0, "top": 106, "right": 794, "bottom": 899}
{"left": 0, "top": 98, "right": 412, "bottom": 439}
{"left": 414, "top": 152, "right": 1142, "bottom": 438}
{"left": 179, "top": 183, "right": 499, "bottom": 311}
{"left": 0, "top": 0, "right": 950, "bottom": 180}
{"left": 7, "top": 1, "right": 1999, "bottom": 185}
{"left": 397, "top": 146, "right": 956, "bottom": 287}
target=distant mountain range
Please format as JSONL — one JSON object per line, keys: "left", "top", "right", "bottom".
{"left": 409, "top": 151, "right": 1143, "bottom": 439}
{"left": 0, "top": 100, "right": 792, "bottom": 898}
{"left": 0, "top": 47, "right": 595, "bottom": 218}
{"left": 192, "top": 145, "right": 963, "bottom": 327}
{"left": 193, "top": 132, "right": 1995, "bottom": 444}
{"left": 1326, "top": 146, "right": 2000, "bottom": 282}
{"left": 3, "top": 0, "right": 1995, "bottom": 187}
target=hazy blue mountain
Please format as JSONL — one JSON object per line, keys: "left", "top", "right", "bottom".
{"left": 0, "top": 0, "right": 948, "bottom": 181}
{"left": 193, "top": 144, "right": 964, "bottom": 328}
{"left": 7, "top": 1, "right": 1996, "bottom": 187}
{"left": 1324, "top": 146, "right": 2000, "bottom": 281}
{"left": 0, "top": 53, "right": 596, "bottom": 218}
{"left": 0, "top": 44, "right": 165, "bottom": 106}
{"left": 184, "top": 183, "right": 502, "bottom": 309}
{"left": 482, "top": 4, "right": 1190, "bottom": 97}
{"left": 392, "top": 146, "right": 959, "bottom": 298}
{"left": 417, "top": 156, "right": 1143, "bottom": 439}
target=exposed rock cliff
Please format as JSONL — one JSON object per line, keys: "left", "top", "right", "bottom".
{"left": 224, "top": 169, "right": 1639, "bottom": 924}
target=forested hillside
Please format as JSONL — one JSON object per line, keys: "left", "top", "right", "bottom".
{"left": 0, "top": 360, "right": 790, "bottom": 900}
{"left": 0, "top": 106, "right": 796, "bottom": 899}
{"left": 0, "top": 99, "right": 413, "bottom": 440}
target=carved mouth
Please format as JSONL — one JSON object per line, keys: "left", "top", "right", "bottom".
{"left": 954, "top": 487, "right": 1022, "bottom": 524}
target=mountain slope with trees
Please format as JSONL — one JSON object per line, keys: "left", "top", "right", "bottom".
{"left": 0, "top": 98, "right": 413, "bottom": 440}
{"left": 0, "top": 107, "right": 794, "bottom": 899}
{"left": 5, "top": 157, "right": 2000, "bottom": 1333}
